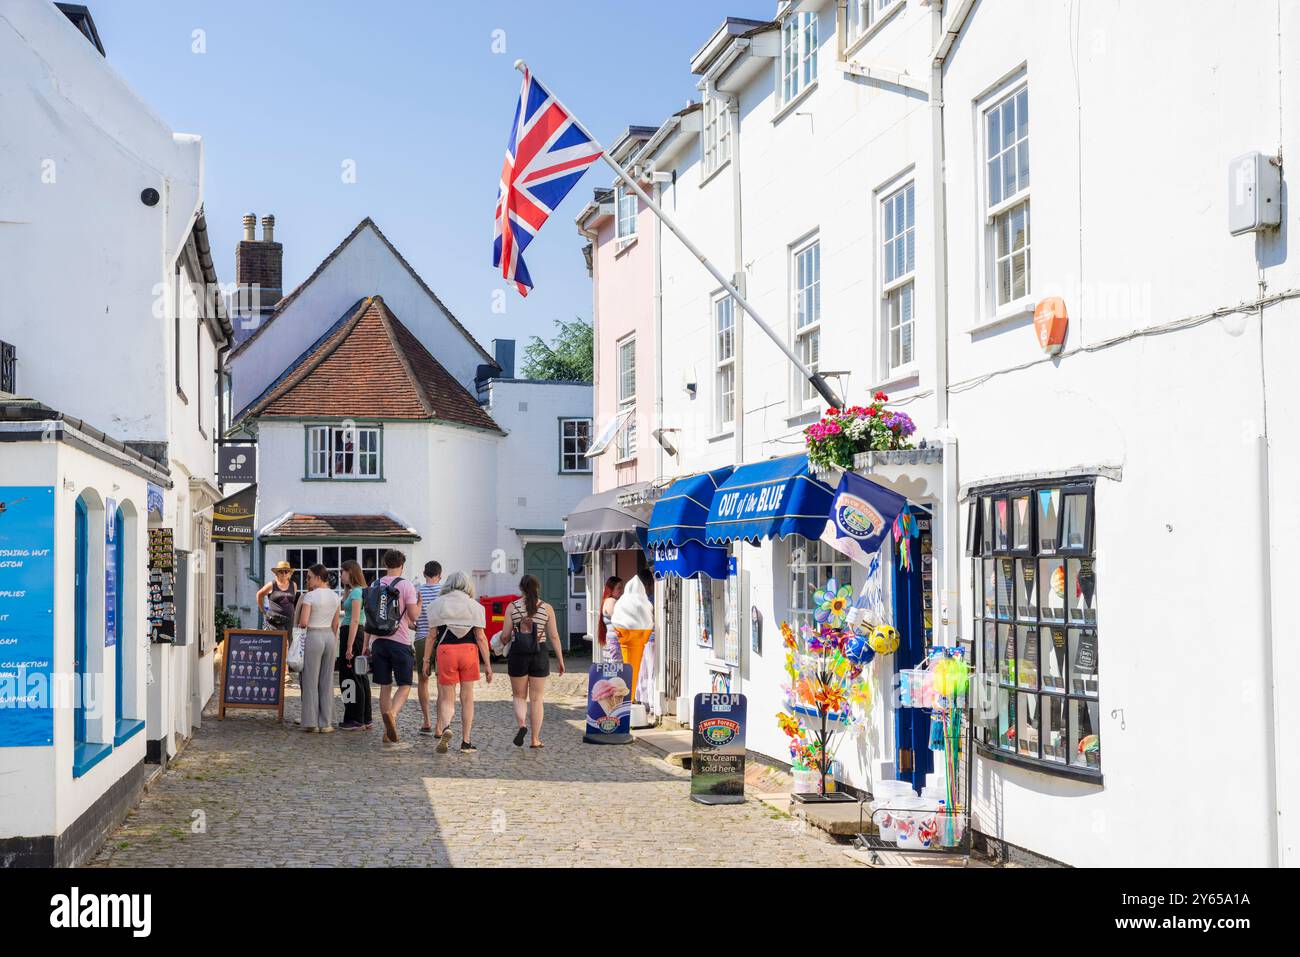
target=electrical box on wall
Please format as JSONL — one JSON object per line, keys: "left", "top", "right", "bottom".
{"left": 1228, "top": 152, "right": 1282, "bottom": 235}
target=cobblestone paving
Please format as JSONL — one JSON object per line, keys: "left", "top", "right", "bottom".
{"left": 91, "top": 665, "right": 856, "bottom": 868}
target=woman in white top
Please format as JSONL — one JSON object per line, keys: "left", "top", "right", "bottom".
{"left": 297, "top": 563, "right": 341, "bottom": 732}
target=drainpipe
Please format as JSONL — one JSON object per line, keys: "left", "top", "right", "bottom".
{"left": 651, "top": 176, "right": 666, "bottom": 484}
{"left": 579, "top": 222, "right": 600, "bottom": 647}
{"left": 929, "top": 0, "right": 973, "bottom": 647}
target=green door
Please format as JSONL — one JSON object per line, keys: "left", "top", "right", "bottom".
{"left": 523, "top": 542, "right": 568, "bottom": 645}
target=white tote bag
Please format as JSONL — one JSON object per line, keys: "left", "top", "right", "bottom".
{"left": 287, "top": 627, "right": 307, "bottom": 672}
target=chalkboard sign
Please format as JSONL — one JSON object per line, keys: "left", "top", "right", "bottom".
{"left": 219, "top": 629, "right": 288, "bottom": 720}
{"left": 690, "top": 693, "right": 747, "bottom": 805}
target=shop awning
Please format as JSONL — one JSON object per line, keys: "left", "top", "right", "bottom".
{"left": 562, "top": 482, "right": 654, "bottom": 554}
{"left": 646, "top": 466, "right": 734, "bottom": 547}
{"left": 704, "top": 454, "right": 834, "bottom": 544}
{"left": 650, "top": 540, "right": 731, "bottom": 580}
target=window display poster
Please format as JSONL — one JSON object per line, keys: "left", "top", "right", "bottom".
{"left": 219, "top": 630, "right": 287, "bottom": 719}
{"left": 104, "top": 499, "right": 117, "bottom": 648}
{"left": 582, "top": 661, "right": 634, "bottom": 744}
{"left": 690, "top": 693, "right": 747, "bottom": 805}
{"left": 0, "top": 487, "right": 56, "bottom": 747}
{"left": 696, "top": 578, "right": 713, "bottom": 649}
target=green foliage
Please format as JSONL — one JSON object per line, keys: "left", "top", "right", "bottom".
{"left": 215, "top": 606, "right": 241, "bottom": 642}
{"left": 519, "top": 317, "right": 593, "bottom": 382}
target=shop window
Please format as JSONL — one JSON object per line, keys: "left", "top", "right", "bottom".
{"left": 284, "top": 545, "right": 386, "bottom": 595}
{"left": 971, "top": 480, "right": 1099, "bottom": 777}
{"left": 786, "top": 535, "right": 853, "bottom": 632}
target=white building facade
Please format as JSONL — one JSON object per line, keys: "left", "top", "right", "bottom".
{"left": 591, "top": 0, "right": 1299, "bottom": 867}
{"left": 0, "top": 0, "right": 229, "bottom": 865}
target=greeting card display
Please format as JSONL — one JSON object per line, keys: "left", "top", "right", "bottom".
{"left": 147, "top": 528, "right": 176, "bottom": 643}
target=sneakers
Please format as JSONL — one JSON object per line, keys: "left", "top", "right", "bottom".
{"left": 436, "top": 728, "right": 452, "bottom": 753}
{"left": 318, "top": 726, "right": 336, "bottom": 735}
{"left": 339, "top": 721, "right": 363, "bottom": 731}
{"left": 459, "top": 741, "right": 477, "bottom": 753}
{"left": 382, "top": 739, "right": 412, "bottom": 751}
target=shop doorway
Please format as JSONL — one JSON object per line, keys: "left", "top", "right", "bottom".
{"left": 662, "top": 577, "right": 683, "bottom": 713}
{"left": 524, "top": 542, "right": 568, "bottom": 640}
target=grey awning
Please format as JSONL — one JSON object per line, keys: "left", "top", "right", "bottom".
{"left": 563, "top": 482, "right": 654, "bottom": 554}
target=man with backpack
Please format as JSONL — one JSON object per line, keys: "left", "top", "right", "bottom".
{"left": 364, "top": 550, "right": 421, "bottom": 749}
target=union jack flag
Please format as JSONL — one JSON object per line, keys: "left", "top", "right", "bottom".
{"left": 494, "top": 66, "right": 603, "bottom": 296}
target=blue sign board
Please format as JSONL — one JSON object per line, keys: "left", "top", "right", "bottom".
{"left": 821, "top": 470, "right": 908, "bottom": 565}
{"left": 582, "top": 661, "right": 633, "bottom": 745}
{"left": 104, "top": 499, "right": 117, "bottom": 648}
{"left": 0, "top": 487, "right": 56, "bottom": 747}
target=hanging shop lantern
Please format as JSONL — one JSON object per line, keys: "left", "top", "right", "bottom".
{"left": 1033, "top": 296, "right": 1069, "bottom": 355}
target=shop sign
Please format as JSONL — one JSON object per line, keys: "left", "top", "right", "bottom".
{"left": 690, "top": 693, "right": 747, "bottom": 804}
{"left": 217, "top": 445, "right": 257, "bottom": 484}
{"left": 0, "top": 487, "right": 55, "bottom": 747}
{"left": 213, "top": 485, "right": 256, "bottom": 543}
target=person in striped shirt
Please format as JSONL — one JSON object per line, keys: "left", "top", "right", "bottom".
{"left": 413, "top": 560, "right": 443, "bottom": 734}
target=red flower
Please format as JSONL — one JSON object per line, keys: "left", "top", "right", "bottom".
{"left": 866, "top": 407, "right": 878, "bottom": 417}
{"left": 874, "top": 391, "right": 888, "bottom": 401}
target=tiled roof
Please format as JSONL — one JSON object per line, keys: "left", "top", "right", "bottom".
{"left": 243, "top": 296, "right": 502, "bottom": 432}
{"left": 262, "top": 514, "right": 418, "bottom": 540}
{"left": 227, "top": 217, "right": 496, "bottom": 367}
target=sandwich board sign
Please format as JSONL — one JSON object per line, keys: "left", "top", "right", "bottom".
{"left": 690, "top": 693, "right": 747, "bottom": 804}
{"left": 219, "top": 629, "right": 288, "bottom": 720}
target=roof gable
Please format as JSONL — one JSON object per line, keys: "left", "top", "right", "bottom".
{"left": 228, "top": 217, "right": 495, "bottom": 368}
{"left": 242, "top": 296, "right": 501, "bottom": 432}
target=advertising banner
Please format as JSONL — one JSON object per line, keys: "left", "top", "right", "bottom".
{"left": 0, "top": 487, "right": 56, "bottom": 747}
{"left": 217, "top": 445, "right": 257, "bottom": 484}
{"left": 582, "top": 661, "right": 633, "bottom": 745}
{"left": 820, "top": 470, "right": 908, "bottom": 566}
{"left": 690, "top": 693, "right": 747, "bottom": 804}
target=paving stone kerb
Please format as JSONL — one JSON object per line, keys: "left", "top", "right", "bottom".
{"left": 92, "top": 665, "right": 855, "bottom": 868}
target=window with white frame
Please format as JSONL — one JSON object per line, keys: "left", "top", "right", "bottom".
{"left": 713, "top": 294, "right": 736, "bottom": 431}
{"left": 791, "top": 237, "right": 821, "bottom": 405}
{"left": 570, "top": 562, "right": 586, "bottom": 600}
{"left": 846, "top": 0, "right": 899, "bottom": 47}
{"left": 284, "top": 545, "right": 388, "bottom": 594}
{"left": 985, "top": 84, "right": 1031, "bottom": 309}
{"left": 787, "top": 535, "right": 853, "bottom": 631}
{"left": 616, "top": 336, "right": 637, "bottom": 459}
{"left": 702, "top": 95, "right": 731, "bottom": 177}
{"left": 306, "top": 424, "right": 381, "bottom": 480}
{"left": 616, "top": 185, "right": 638, "bottom": 241}
{"left": 881, "top": 181, "right": 916, "bottom": 372}
{"left": 780, "top": 10, "right": 819, "bottom": 106}
{"left": 559, "top": 417, "right": 593, "bottom": 473}
{"left": 214, "top": 542, "right": 225, "bottom": 609}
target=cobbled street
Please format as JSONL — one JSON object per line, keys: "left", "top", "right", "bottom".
{"left": 91, "top": 664, "right": 855, "bottom": 868}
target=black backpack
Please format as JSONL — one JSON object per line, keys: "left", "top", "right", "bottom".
{"left": 363, "top": 577, "right": 404, "bottom": 637}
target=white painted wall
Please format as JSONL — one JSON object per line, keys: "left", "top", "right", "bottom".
{"left": 485, "top": 378, "right": 594, "bottom": 621}
{"left": 0, "top": 439, "right": 151, "bottom": 843}
{"left": 609, "top": 0, "right": 1300, "bottom": 866}
{"left": 229, "top": 223, "right": 492, "bottom": 416}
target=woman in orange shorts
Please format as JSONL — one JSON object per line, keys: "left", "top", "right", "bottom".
{"left": 422, "top": 571, "right": 492, "bottom": 753}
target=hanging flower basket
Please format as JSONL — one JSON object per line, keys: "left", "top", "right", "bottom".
{"left": 804, "top": 392, "right": 916, "bottom": 471}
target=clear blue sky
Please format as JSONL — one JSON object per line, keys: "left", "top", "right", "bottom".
{"left": 89, "top": 0, "right": 752, "bottom": 355}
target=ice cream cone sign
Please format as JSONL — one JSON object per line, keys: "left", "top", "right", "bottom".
{"left": 1033, "top": 296, "right": 1068, "bottom": 355}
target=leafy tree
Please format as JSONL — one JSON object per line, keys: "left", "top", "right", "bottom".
{"left": 520, "top": 317, "right": 593, "bottom": 382}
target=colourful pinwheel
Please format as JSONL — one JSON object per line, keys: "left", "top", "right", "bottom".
{"left": 814, "top": 578, "right": 854, "bottom": 627}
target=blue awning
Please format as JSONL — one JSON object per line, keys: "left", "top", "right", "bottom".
{"left": 646, "top": 466, "right": 734, "bottom": 547}
{"left": 650, "top": 540, "right": 731, "bottom": 580}
{"left": 704, "top": 454, "right": 834, "bottom": 544}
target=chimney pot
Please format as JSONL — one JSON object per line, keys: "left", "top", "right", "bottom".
{"left": 242, "top": 213, "right": 256, "bottom": 241}
{"left": 261, "top": 214, "right": 275, "bottom": 244}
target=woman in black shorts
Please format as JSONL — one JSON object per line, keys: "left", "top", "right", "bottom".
{"left": 501, "top": 575, "right": 565, "bottom": 748}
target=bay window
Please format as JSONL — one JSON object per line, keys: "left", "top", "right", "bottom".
{"left": 969, "top": 480, "right": 1099, "bottom": 777}
{"left": 306, "top": 424, "right": 381, "bottom": 480}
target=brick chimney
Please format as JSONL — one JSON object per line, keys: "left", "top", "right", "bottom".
{"left": 234, "top": 211, "right": 283, "bottom": 340}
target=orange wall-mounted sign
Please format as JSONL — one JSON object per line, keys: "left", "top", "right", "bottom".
{"left": 1033, "top": 297, "right": 1069, "bottom": 355}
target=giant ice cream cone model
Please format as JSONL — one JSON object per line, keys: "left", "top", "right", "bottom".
{"left": 610, "top": 576, "right": 654, "bottom": 703}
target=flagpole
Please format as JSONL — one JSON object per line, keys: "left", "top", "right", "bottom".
{"left": 515, "top": 60, "right": 843, "bottom": 411}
